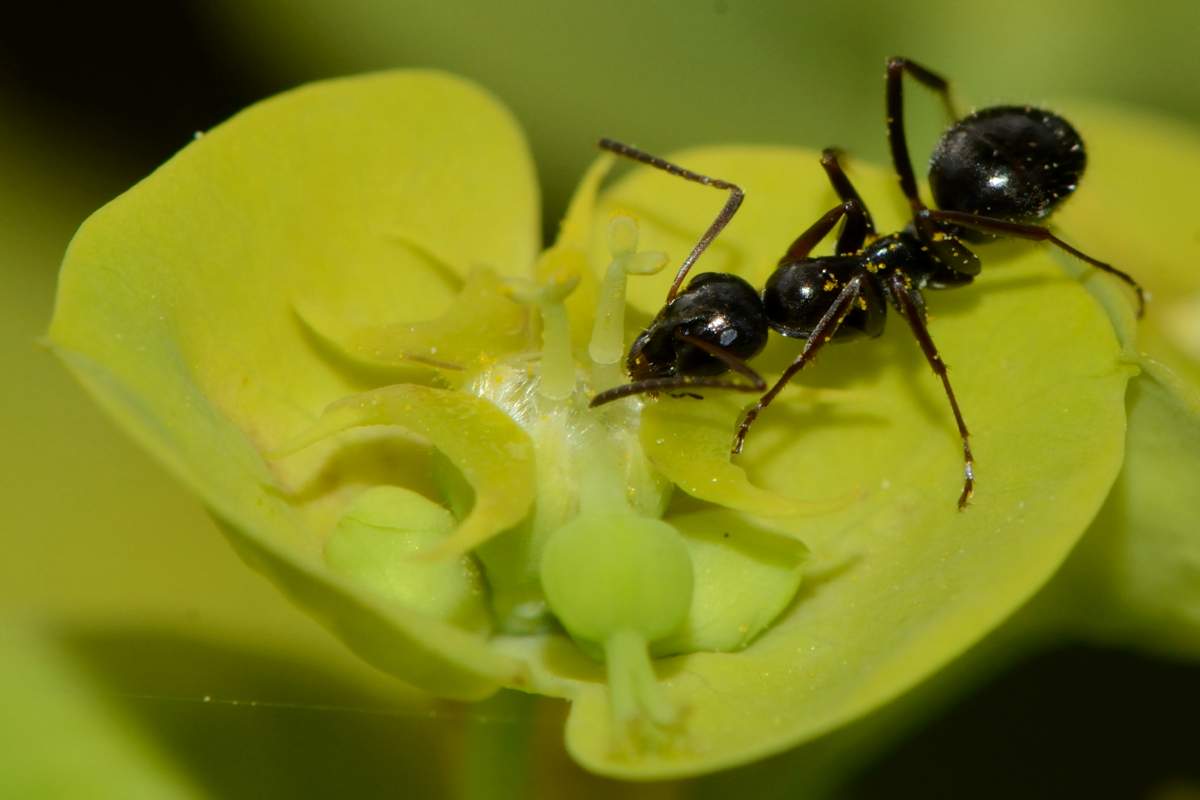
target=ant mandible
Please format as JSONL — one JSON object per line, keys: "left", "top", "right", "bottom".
{"left": 590, "top": 56, "right": 1145, "bottom": 509}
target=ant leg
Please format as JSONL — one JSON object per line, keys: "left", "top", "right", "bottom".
{"left": 885, "top": 271, "right": 975, "bottom": 509}
{"left": 820, "top": 148, "right": 876, "bottom": 248}
{"left": 731, "top": 275, "right": 865, "bottom": 454}
{"left": 590, "top": 334, "right": 765, "bottom": 407}
{"left": 591, "top": 373, "right": 765, "bottom": 406}
{"left": 782, "top": 151, "right": 875, "bottom": 262}
{"left": 675, "top": 333, "right": 766, "bottom": 390}
{"left": 781, "top": 201, "right": 858, "bottom": 263}
{"left": 780, "top": 149, "right": 880, "bottom": 263}
{"left": 924, "top": 208, "right": 1146, "bottom": 317}
{"left": 599, "top": 139, "right": 744, "bottom": 303}
{"left": 886, "top": 56, "right": 959, "bottom": 211}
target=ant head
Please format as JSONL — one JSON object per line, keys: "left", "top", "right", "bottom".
{"left": 929, "top": 106, "right": 1086, "bottom": 232}
{"left": 626, "top": 325, "right": 678, "bottom": 382}
{"left": 627, "top": 273, "right": 768, "bottom": 382}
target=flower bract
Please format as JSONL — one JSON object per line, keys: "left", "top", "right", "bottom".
{"left": 49, "top": 70, "right": 1200, "bottom": 778}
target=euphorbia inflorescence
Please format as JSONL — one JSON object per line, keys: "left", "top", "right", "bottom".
{"left": 284, "top": 209, "right": 811, "bottom": 751}
{"left": 51, "top": 70, "right": 1183, "bottom": 779}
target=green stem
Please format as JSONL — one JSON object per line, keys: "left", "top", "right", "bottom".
{"left": 604, "top": 628, "right": 679, "bottom": 752}
{"left": 461, "top": 690, "right": 537, "bottom": 800}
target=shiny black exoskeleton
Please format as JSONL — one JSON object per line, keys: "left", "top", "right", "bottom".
{"left": 930, "top": 105, "right": 1086, "bottom": 231}
{"left": 626, "top": 272, "right": 768, "bottom": 383}
{"left": 591, "top": 57, "right": 1145, "bottom": 508}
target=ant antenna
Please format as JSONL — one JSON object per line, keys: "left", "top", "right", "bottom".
{"left": 599, "top": 139, "right": 744, "bottom": 303}
{"left": 590, "top": 334, "right": 764, "bottom": 407}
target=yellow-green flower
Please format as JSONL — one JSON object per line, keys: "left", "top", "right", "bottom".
{"left": 49, "top": 71, "right": 1200, "bottom": 779}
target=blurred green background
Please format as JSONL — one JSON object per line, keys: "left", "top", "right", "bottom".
{"left": 3, "top": 1, "right": 1199, "bottom": 797}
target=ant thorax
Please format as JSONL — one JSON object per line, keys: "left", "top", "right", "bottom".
{"left": 762, "top": 256, "right": 887, "bottom": 341}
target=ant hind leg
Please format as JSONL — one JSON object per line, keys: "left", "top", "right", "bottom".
{"left": 885, "top": 56, "right": 959, "bottom": 211}
{"left": 925, "top": 208, "right": 1146, "bottom": 317}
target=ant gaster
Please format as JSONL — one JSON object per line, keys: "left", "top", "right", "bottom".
{"left": 590, "top": 56, "right": 1145, "bottom": 509}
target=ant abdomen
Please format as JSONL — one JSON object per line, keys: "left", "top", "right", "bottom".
{"left": 762, "top": 258, "right": 886, "bottom": 341}
{"left": 929, "top": 106, "right": 1087, "bottom": 236}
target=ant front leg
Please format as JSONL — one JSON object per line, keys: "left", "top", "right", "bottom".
{"left": 780, "top": 200, "right": 870, "bottom": 263}
{"left": 781, "top": 162, "right": 877, "bottom": 267}
{"left": 731, "top": 274, "right": 866, "bottom": 454}
{"left": 885, "top": 57, "right": 960, "bottom": 211}
{"left": 780, "top": 150, "right": 878, "bottom": 263}
{"left": 598, "top": 138, "right": 744, "bottom": 303}
{"left": 925, "top": 208, "right": 1146, "bottom": 316}
{"left": 820, "top": 148, "right": 876, "bottom": 248}
{"left": 884, "top": 270, "right": 975, "bottom": 509}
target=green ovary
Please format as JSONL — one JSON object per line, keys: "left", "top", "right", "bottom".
{"left": 541, "top": 513, "right": 693, "bottom": 751}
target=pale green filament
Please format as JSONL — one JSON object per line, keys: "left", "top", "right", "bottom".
{"left": 538, "top": 302, "right": 574, "bottom": 400}
{"left": 505, "top": 268, "right": 580, "bottom": 401}
{"left": 588, "top": 216, "right": 667, "bottom": 385}
{"left": 576, "top": 422, "right": 633, "bottom": 514}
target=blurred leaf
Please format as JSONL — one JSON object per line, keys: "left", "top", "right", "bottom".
{"left": 1057, "top": 103, "right": 1200, "bottom": 385}
{"left": 207, "top": 1, "right": 1200, "bottom": 225}
{"left": 1059, "top": 360, "right": 1200, "bottom": 656}
{"left": 0, "top": 625, "right": 204, "bottom": 800}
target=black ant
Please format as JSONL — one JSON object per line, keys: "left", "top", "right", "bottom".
{"left": 590, "top": 56, "right": 1145, "bottom": 509}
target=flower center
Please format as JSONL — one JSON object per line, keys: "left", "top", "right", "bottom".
{"left": 464, "top": 216, "right": 676, "bottom": 637}
{"left": 287, "top": 212, "right": 810, "bottom": 754}
{"left": 458, "top": 216, "right": 805, "bottom": 752}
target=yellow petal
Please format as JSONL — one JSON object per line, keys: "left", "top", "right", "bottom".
{"left": 49, "top": 71, "right": 540, "bottom": 698}
{"left": 279, "top": 383, "right": 535, "bottom": 560}
{"left": 560, "top": 144, "right": 1131, "bottom": 776}
{"left": 641, "top": 393, "right": 855, "bottom": 517}
{"left": 295, "top": 267, "right": 533, "bottom": 375}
